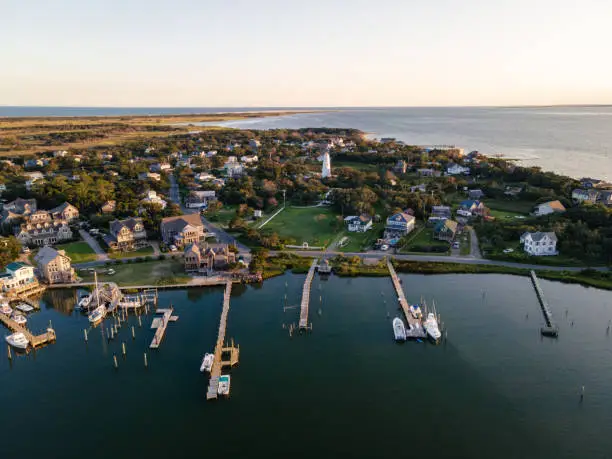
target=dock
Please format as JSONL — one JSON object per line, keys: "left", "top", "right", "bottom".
{"left": 207, "top": 281, "right": 239, "bottom": 400}
{"left": 298, "top": 259, "right": 318, "bottom": 330}
{"left": 530, "top": 270, "right": 558, "bottom": 337}
{"left": 0, "top": 312, "right": 56, "bottom": 347}
{"left": 149, "top": 307, "right": 177, "bottom": 348}
{"left": 387, "top": 260, "right": 427, "bottom": 338}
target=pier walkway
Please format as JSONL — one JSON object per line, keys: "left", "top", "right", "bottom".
{"left": 387, "top": 260, "right": 426, "bottom": 338}
{"left": 0, "top": 312, "right": 56, "bottom": 347}
{"left": 149, "top": 307, "right": 177, "bottom": 348}
{"left": 207, "top": 281, "right": 239, "bottom": 400}
{"left": 530, "top": 270, "right": 558, "bottom": 337}
{"left": 298, "top": 259, "right": 318, "bottom": 330}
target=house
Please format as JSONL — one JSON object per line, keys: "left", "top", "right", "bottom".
{"left": 409, "top": 183, "right": 427, "bottom": 193}
{"left": 504, "top": 186, "right": 522, "bottom": 197}
{"left": 393, "top": 160, "right": 407, "bottom": 174}
{"left": 53, "top": 150, "right": 69, "bottom": 158}
{"left": 195, "top": 172, "right": 216, "bottom": 182}
{"left": 240, "top": 155, "right": 258, "bottom": 164}
{"left": 572, "top": 188, "right": 599, "bottom": 204}
{"left": 186, "top": 190, "right": 216, "bottom": 209}
{"left": 533, "top": 200, "right": 566, "bottom": 216}
{"left": 417, "top": 168, "right": 441, "bottom": 177}
{"left": 160, "top": 214, "right": 206, "bottom": 248}
{"left": 520, "top": 232, "right": 558, "bottom": 256}
{"left": 2, "top": 198, "right": 37, "bottom": 222}
{"left": 459, "top": 200, "right": 486, "bottom": 216}
{"left": 254, "top": 209, "right": 263, "bottom": 218}
{"left": 434, "top": 219, "right": 458, "bottom": 242}
{"left": 24, "top": 171, "right": 45, "bottom": 190}
{"left": 101, "top": 200, "right": 116, "bottom": 214}
{"left": 184, "top": 242, "right": 236, "bottom": 273}
{"left": 212, "top": 178, "right": 226, "bottom": 188}
{"left": 224, "top": 157, "right": 245, "bottom": 178}
{"left": 446, "top": 163, "right": 470, "bottom": 175}
{"left": 105, "top": 218, "right": 148, "bottom": 251}
{"left": 597, "top": 190, "right": 612, "bottom": 207}
{"left": 141, "top": 190, "right": 167, "bottom": 209}
{"left": 468, "top": 189, "right": 485, "bottom": 200}
{"left": 49, "top": 202, "right": 79, "bottom": 222}
{"left": 385, "top": 211, "right": 416, "bottom": 237}
{"left": 248, "top": 139, "right": 261, "bottom": 151}
{"left": 428, "top": 206, "right": 452, "bottom": 225}
{"left": 344, "top": 215, "right": 373, "bottom": 233}
{"left": 150, "top": 162, "right": 171, "bottom": 172}
{"left": 0, "top": 262, "right": 38, "bottom": 295}
{"left": 34, "top": 246, "right": 76, "bottom": 284}
{"left": 138, "top": 172, "right": 161, "bottom": 181}
{"left": 25, "top": 158, "right": 45, "bottom": 169}
{"left": 580, "top": 177, "right": 602, "bottom": 189}
{"left": 15, "top": 217, "right": 73, "bottom": 247}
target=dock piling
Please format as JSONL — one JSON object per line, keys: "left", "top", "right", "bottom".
{"left": 84, "top": 329, "right": 88, "bottom": 342}
{"left": 7, "top": 344, "right": 12, "bottom": 360}
{"left": 122, "top": 342, "right": 126, "bottom": 356}
{"left": 131, "top": 326, "right": 135, "bottom": 339}
{"left": 113, "top": 354, "right": 118, "bottom": 369}
{"left": 144, "top": 352, "right": 148, "bottom": 368}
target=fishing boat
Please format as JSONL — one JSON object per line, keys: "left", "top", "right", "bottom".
{"left": 11, "top": 313, "right": 27, "bottom": 326}
{"left": 392, "top": 317, "right": 407, "bottom": 341}
{"left": 16, "top": 303, "right": 34, "bottom": 313}
{"left": 0, "top": 303, "right": 13, "bottom": 315}
{"left": 77, "top": 294, "right": 92, "bottom": 309}
{"left": 217, "top": 374, "right": 231, "bottom": 396}
{"left": 200, "top": 353, "right": 214, "bottom": 373}
{"left": 6, "top": 332, "right": 29, "bottom": 349}
{"left": 423, "top": 312, "right": 441, "bottom": 342}
{"left": 88, "top": 305, "right": 106, "bottom": 324}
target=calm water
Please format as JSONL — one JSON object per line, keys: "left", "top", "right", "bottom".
{"left": 1, "top": 273, "right": 612, "bottom": 459}
{"left": 211, "top": 106, "right": 612, "bottom": 181}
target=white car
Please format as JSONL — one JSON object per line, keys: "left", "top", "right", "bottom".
{"left": 170, "top": 245, "right": 178, "bottom": 252}
{"left": 503, "top": 248, "right": 514, "bottom": 254}
{"left": 381, "top": 244, "right": 389, "bottom": 251}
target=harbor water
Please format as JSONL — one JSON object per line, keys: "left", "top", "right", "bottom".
{"left": 1, "top": 273, "right": 612, "bottom": 459}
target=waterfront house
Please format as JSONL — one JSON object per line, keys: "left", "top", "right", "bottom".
{"left": 572, "top": 188, "right": 599, "bottom": 204}
{"left": 50, "top": 202, "right": 79, "bottom": 222}
{"left": 427, "top": 206, "right": 451, "bottom": 225}
{"left": 105, "top": 218, "right": 147, "bottom": 251}
{"left": 15, "top": 214, "right": 73, "bottom": 247}
{"left": 533, "top": 200, "right": 566, "bottom": 216}
{"left": 385, "top": 211, "right": 416, "bottom": 237}
{"left": 34, "top": 246, "right": 76, "bottom": 284}
{"left": 0, "top": 262, "right": 38, "bottom": 295}
{"left": 184, "top": 242, "right": 236, "bottom": 273}
{"left": 186, "top": 190, "right": 216, "bottom": 209}
{"left": 459, "top": 200, "right": 486, "bottom": 216}
{"left": 434, "top": 219, "right": 458, "bottom": 242}
{"left": 344, "top": 215, "right": 373, "bottom": 233}
{"left": 160, "top": 214, "right": 206, "bottom": 248}
{"left": 520, "top": 232, "right": 558, "bottom": 256}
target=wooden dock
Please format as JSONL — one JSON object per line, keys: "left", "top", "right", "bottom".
{"left": 149, "top": 307, "right": 176, "bottom": 349}
{"left": 387, "top": 260, "right": 426, "bottom": 337}
{"left": 530, "top": 270, "right": 559, "bottom": 337}
{"left": 0, "top": 312, "right": 56, "bottom": 347}
{"left": 298, "top": 259, "right": 318, "bottom": 329}
{"left": 207, "top": 281, "right": 239, "bottom": 400}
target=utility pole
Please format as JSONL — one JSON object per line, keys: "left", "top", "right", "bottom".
{"left": 282, "top": 189, "right": 286, "bottom": 209}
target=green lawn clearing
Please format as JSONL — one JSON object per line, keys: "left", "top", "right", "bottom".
{"left": 108, "top": 246, "right": 155, "bottom": 259}
{"left": 56, "top": 242, "right": 98, "bottom": 263}
{"left": 78, "top": 259, "right": 190, "bottom": 286}
{"left": 263, "top": 206, "right": 342, "bottom": 248}
{"left": 337, "top": 223, "right": 384, "bottom": 252}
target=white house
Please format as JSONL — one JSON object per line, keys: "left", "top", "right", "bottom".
{"left": 240, "top": 155, "right": 258, "bottom": 164}
{"left": 344, "top": 215, "right": 373, "bottom": 233}
{"left": 141, "top": 190, "right": 167, "bottom": 209}
{"left": 54, "top": 150, "right": 69, "bottom": 157}
{"left": 150, "top": 163, "right": 171, "bottom": 172}
{"left": 446, "top": 163, "right": 470, "bottom": 175}
{"left": 520, "top": 232, "right": 558, "bottom": 256}
{"left": 533, "top": 200, "right": 566, "bottom": 216}
{"left": 195, "top": 172, "right": 216, "bottom": 182}
{"left": 138, "top": 172, "right": 161, "bottom": 181}
{"left": 24, "top": 172, "right": 45, "bottom": 190}
{"left": 0, "top": 262, "right": 38, "bottom": 294}
{"left": 224, "top": 157, "right": 245, "bottom": 178}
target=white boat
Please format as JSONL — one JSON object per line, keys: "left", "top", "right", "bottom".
{"left": 409, "top": 304, "right": 422, "bottom": 319}
{"left": 0, "top": 304, "right": 13, "bottom": 315}
{"left": 6, "top": 332, "right": 29, "bottom": 349}
{"left": 200, "top": 353, "right": 214, "bottom": 373}
{"left": 217, "top": 375, "right": 231, "bottom": 395}
{"left": 393, "top": 317, "right": 407, "bottom": 341}
{"left": 12, "top": 314, "right": 27, "bottom": 326}
{"left": 88, "top": 305, "right": 106, "bottom": 324}
{"left": 16, "top": 303, "right": 34, "bottom": 313}
{"left": 423, "top": 312, "right": 442, "bottom": 342}
{"left": 78, "top": 294, "right": 92, "bottom": 309}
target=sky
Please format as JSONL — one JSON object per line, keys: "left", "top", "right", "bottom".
{"left": 1, "top": 0, "right": 612, "bottom": 107}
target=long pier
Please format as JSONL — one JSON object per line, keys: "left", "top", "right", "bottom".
{"left": 387, "top": 260, "right": 426, "bottom": 337}
{"left": 149, "top": 307, "right": 177, "bottom": 348}
{"left": 207, "top": 281, "right": 239, "bottom": 400}
{"left": 0, "top": 312, "right": 56, "bottom": 347}
{"left": 530, "top": 270, "right": 558, "bottom": 337}
{"left": 298, "top": 259, "right": 318, "bottom": 330}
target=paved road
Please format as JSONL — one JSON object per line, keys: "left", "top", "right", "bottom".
{"left": 469, "top": 228, "right": 482, "bottom": 259}
{"left": 79, "top": 229, "right": 109, "bottom": 261}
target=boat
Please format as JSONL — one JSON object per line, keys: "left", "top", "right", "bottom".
{"left": 409, "top": 304, "right": 422, "bottom": 319}
{"left": 393, "top": 317, "right": 407, "bottom": 341}
{"left": 423, "top": 312, "right": 442, "bottom": 342}
{"left": 200, "top": 353, "right": 214, "bottom": 373}
{"left": 16, "top": 303, "right": 34, "bottom": 313}
{"left": 77, "top": 294, "right": 92, "bottom": 309}
{"left": 217, "top": 374, "right": 231, "bottom": 396}
{"left": 0, "top": 304, "right": 13, "bottom": 315}
{"left": 11, "top": 313, "right": 27, "bottom": 326}
{"left": 88, "top": 305, "right": 106, "bottom": 324}
{"left": 6, "top": 332, "right": 29, "bottom": 349}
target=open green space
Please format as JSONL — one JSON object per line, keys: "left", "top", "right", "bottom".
{"left": 333, "top": 161, "right": 381, "bottom": 172}
{"left": 485, "top": 198, "right": 533, "bottom": 214}
{"left": 108, "top": 246, "right": 155, "bottom": 259}
{"left": 262, "top": 206, "right": 342, "bottom": 247}
{"left": 400, "top": 226, "right": 449, "bottom": 255}
{"left": 55, "top": 242, "right": 97, "bottom": 263}
{"left": 337, "top": 223, "right": 384, "bottom": 252}
{"left": 78, "top": 258, "right": 190, "bottom": 286}
{"left": 205, "top": 205, "right": 238, "bottom": 228}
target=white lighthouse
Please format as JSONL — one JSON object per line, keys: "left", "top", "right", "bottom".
{"left": 321, "top": 152, "right": 332, "bottom": 179}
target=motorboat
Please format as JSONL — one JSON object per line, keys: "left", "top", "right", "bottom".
{"left": 12, "top": 313, "right": 27, "bottom": 326}
{"left": 392, "top": 317, "right": 407, "bottom": 341}
{"left": 88, "top": 305, "right": 106, "bottom": 324}
{"left": 15, "top": 303, "right": 34, "bottom": 313}
{"left": 200, "top": 353, "right": 214, "bottom": 373}
{"left": 217, "top": 375, "right": 231, "bottom": 396}
{"left": 0, "top": 304, "right": 13, "bottom": 315}
{"left": 78, "top": 294, "right": 92, "bottom": 309}
{"left": 423, "top": 313, "right": 442, "bottom": 342}
{"left": 6, "top": 332, "right": 29, "bottom": 349}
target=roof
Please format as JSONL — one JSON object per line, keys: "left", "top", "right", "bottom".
{"left": 387, "top": 212, "right": 415, "bottom": 224}
{"left": 50, "top": 201, "right": 77, "bottom": 214}
{"left": 161, "top": 214, "right": 204, "bottom": 232}
{"left": 459, "top": 200, "right": 481, "bottom": 208}
{"left": 110, "top": 217, "right": 144, "bottom": 235}
{"left": 435, "top": 219, "right": 458, "bottom": 233}
{"left": 538, "top": 200, "right": 566, "bottom": 211}
{"left": 522, "top": 231, "right": 557, "bottom": 242}
{"left": 6, "top": 262, "right": 30, "bottom": 271}
{"left": 34, "top": 246, "right": 68, "bottom": 265}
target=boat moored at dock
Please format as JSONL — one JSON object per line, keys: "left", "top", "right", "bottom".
{"left": 217, "top": 375, "right": 231, "bottom": 396}
{"left": 423, "top": 313, "right": 441, "bottom": 343}
{"left": 6, "top": 332, "right": 29, "bottom": 349}
{"left": 0, "top": 304, "right": 13, "bottom": 315}
{"left": 15, "top": 303, "right": 34, "bottom": 313}
{"left": 88, "top": 305, "right": 106, "bottom": 324}
{"left": 77, "top": 294, "right": 92, "bottom": 310}
{"left": 393, "top": 317, "right": 407, "bottom": 341}
{"left": 200, "top": 353, "right": 214, "bottom": 373}
{"left": 11, "top": 314, "right": 27, "bottom": 326}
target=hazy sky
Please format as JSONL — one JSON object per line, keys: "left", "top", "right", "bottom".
{"left": 2, "top": 0, "right": 612, "bottom": 107}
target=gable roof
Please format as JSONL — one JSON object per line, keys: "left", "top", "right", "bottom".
{"left": 50, "top": 202, "right": 77, "bottom": 214}
{"left": 522, "top": 231, "right": 557, "bottom": 242}
{"left": 161, "top": 214, "right": 204, "bottom": 232}
{"left": 435, "top": 219, "right": 458, "bottom": 233}
{"left": 110, "top": 217, "right": 144, "bottom": 235}
{"left": 387, "top": 212, "right": 415, "bottom": 224}
{"left": 537, "top": 200, "right": 566, "bottom": 211}
{"left": 34, "top": 246, "right": 68, "bottom": 265}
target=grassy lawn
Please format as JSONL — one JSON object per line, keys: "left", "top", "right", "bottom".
{"left": 488, "top": 208, "right": 527, "bottom": 220}
{"left": 56, "top": 242, "right": 98, "bottom": 263}
{"left": 334, "top": 161, "right": 381, "bottom": 172}
{"left": 459, "top": 230, "right": 471, "bottom": 255}
{"left": 78, "top": 259, "right": 190, "bottom": 286}
{"left": 205, "top": 205, "right": 238, "bottom": 228}
{"left": 485, "top": 198, "right": 533, "bottom": 214}
{"left": 400, "top": 226, "right": 449, "bottom": 255}
{"left": 337, "top": 223, "right": 384, "bottom": 252}
{"left": 263, "top": 206, "right": 342, "bottom": 247}
{"left": 108, "top": 246, "right": 155, "bottom": 259}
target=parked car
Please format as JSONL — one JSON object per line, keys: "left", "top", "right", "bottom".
{"left": 453, "top": 242, "right": 460, "bottom": 249}
{"left": 170, "top": 245, "right": 178, "bottom": 252}
{"left": 381, "top": 244, "right": 389, "bottom": 251}
{"left": 503, "top": 248, "right": 514, "bottom": 254}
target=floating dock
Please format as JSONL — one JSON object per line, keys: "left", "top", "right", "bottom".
{"left": 299, "top": 259, "right": 318, "bottom": 330}
{"left": 530, "top": 270, "right": 558, "bottom": 337}
{"left": 0, "top": 312, "right": 56, "bottom": 347}
{"left": 387, "top": 260, "right": 427, "bottom": 338}
{"left": 207, "top": 281, "right": 239, "bottom": 400}
{"left": 149, "top": 307, "right": 177, "bottom": 348}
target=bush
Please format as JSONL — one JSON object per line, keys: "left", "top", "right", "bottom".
{"left": 144, "top": 256, "right": 153, "bottom": 262}
{"left": 158, "top": 254, "right": 166, "bottom": 260}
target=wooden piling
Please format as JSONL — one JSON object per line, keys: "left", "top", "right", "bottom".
{"left": 131, "top": 326, "right": 135, "bottom": 339}
{"left": 138, "top": 316, "right": 142, "bottom": 327}
{"left": 122, "top": 342, "right": 126, "bottom": 356}
{"left": 144, "top": 352, "right": 148, "bottom": 367}
{"left": 84, "top": 329, "right": 88, "bottom": 342}
{"left": 113, "top": 354, "right": 118, "bottom": 369}
{"left": 7, "top": 344, "right": 12, "bottom": 360}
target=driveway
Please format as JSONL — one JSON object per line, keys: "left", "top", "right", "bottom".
{"left": 469, "top": 228, "right": 482, "bottom": 259}
{"left": 79, "top": 229, "right": 109, "bottom": 261}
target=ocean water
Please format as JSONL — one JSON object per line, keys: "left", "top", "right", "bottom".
{"left": 2, "top": 273, "right": 612, "bottom": 459}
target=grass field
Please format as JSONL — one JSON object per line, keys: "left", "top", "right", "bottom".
{"left": 334, "top": 161, "right": 381, "bottom": 172}
{"left": 78, "top": 259, "right": 189, "bottom": 286}
{"left": 485, "top": 199, "right": 533, "bottom": 214}
{"left": 205, "top": 205, "right": 238, "bottom": 228}
{"left": 55, "top": 242, "right": 97, "bottom": 263}
{"left": 108, "top": 246, "right": 154, "bottom": 259}
{"left": 337, "top": 223, "right": 384, "bottom": 252}
{"left": 263, "top": 206, "right": 341, "bottom": 247}
{"left": 401, "top": 227, "right": 449, "bottom": 254}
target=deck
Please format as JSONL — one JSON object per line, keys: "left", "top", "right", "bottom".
{"left": 387, "top": 260, "right": 422, "bottom": 329}
{"left": 0, "top": 312, "right": 56, "bottom": 347}
{"left": 149, "top": 307, "right": 175, "bottom": 349}
{"left": 298, "top": 259, "right": 318, "bottom": 329}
